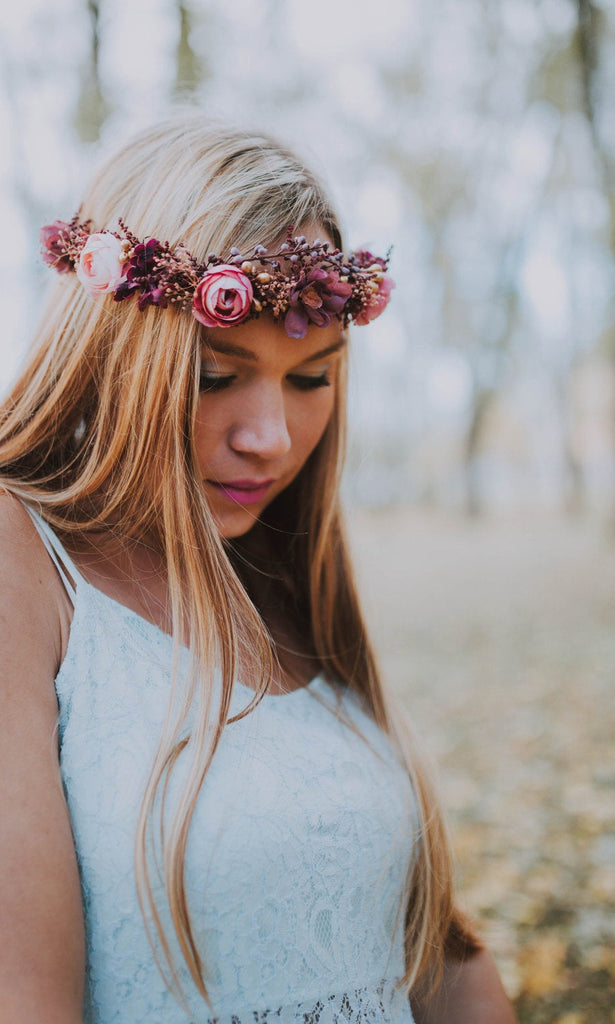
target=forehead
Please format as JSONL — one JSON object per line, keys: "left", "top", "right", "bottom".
{"left": 201, "top": 316, "right": 347, "bottom": 365}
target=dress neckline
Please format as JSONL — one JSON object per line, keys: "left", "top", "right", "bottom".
{"left": 23, "top": 502, "right": 324, "bottom": 702}
{"left": 76, "top": 575, "right": 324, "bottom": 702}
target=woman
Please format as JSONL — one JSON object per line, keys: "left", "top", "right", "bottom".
{"left": 0, "top": 115, "right": 515, "bottom": 1023}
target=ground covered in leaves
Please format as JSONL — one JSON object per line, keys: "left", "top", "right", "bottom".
{"left": 350, "top": 507, "right": 615, "bottom": 1024}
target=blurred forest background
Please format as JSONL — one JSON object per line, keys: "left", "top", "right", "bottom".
{"left": 1, "top": 1, "right": 614, "bottom": 1020}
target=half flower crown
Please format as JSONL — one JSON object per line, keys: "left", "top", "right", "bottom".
{"left": 40, "top": 216, "right": 394, "bottom": 339}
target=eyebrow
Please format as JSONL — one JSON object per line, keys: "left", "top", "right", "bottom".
{"left": 303, "top": 338, "right": 347, "bottom": 363}
{"left": 206, "top": 336, "right": 347, "bottom": 364}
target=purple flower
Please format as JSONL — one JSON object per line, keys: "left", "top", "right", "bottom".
{"left": 284, "top": 268, "right": 352, "bottom": 339}
{"left": 40, "top": 220, "right": 74, "bottom": 273}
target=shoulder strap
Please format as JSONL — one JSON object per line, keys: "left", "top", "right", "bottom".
{"left": 22, "top": 504, "right": 85, "bottom": 605}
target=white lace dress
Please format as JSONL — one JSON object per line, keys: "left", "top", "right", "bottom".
{"left": 28, "top": 508, "right": 418, "bottom": 1024}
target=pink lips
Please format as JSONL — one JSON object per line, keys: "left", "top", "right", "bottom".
{"left": 208, "top": 478, "right": 275, "bottom": 505}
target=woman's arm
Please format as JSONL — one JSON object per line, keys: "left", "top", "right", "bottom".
{"left": 410, "top": 948, "right": 517, "bottom": 1024}
{"left": 0, "top": 496, "right": 85, "bottom": 1023}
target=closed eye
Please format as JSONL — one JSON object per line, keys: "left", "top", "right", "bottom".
{"left": 198, "top": 371, "right": 332, "bottom": 394}
{"left": 199, "top": 373, "right": 235, "bottom": 393}
{"left": 287, "top": 372, "right": 331, "bottom": 391}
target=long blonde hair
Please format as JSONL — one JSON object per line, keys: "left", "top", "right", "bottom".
{"left": 0, "top": 114, "right": 479, "bottom": 1003}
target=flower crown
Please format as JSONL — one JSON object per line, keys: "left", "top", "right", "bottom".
{"left": 40, "top": 216, "right": 394, "bottom": 339}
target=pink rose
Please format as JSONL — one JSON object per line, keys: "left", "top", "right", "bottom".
{"left": 76, "top": 233, "right": 127, "bottom": 296}
{"left": 192, "top": 265, "right": 253, "bottom": 328}
{"left": 354, "top": 275, "right": 395, "bottom": 326}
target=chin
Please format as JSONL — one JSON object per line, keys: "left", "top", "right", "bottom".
{"left": 214, "top": 510, "right": 261, "bottom": 540}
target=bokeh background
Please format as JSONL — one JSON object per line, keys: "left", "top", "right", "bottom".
{"left": 1, "top": 1, "right": 614, "bottom": 1020}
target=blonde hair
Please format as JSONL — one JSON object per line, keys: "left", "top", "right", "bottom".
{"left": 0, "top": 113, "right": 479, "bottom": 1004}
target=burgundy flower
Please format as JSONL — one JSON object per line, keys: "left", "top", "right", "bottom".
{"left": 284, "top": 268, "right": 352, "bottom": 339}
{"left": 192, "top": 264, "right": 254, "bottom": 328}
{"left": 114, "top": 239, "right": 166, "bottom": 308}
{"left": 40, "top": 220, "right": 74, "bottom": 273}
{"left": 353, "top": 250, "right": 388, "bottom": 271}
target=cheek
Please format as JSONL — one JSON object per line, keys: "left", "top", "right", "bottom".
{"left": 193, "top": 402, "right": 224, "bottom": 473}
{"left": 290, "top": 389, "right": 336, "bottom": 460}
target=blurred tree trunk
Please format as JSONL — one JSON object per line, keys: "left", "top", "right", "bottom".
{"left": 555, "top": 374, "right": 586, "bottom": 516}
{"left": 575, "top": 0, "right": 615, "bottom": 518}
{"left": 465, "top": 387, "right": 495, "bottom": 517}
{"left": 74, "top": 0, "right": 108, "bottom": 143}
{"left": 174, "top": 1, "right": 203, "bottom": 97}
{"left": 463, "top": 257, "right": 519, "bottom": 518}
{"left": 576, "top": 0, "right": 604, "bottom": 153}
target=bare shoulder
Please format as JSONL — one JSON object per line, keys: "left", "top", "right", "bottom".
{"left": 0, "top": 489, "right": 49, "bottom": 573}
{"left": 0, "top": 490, "right": 86, "bottom": 1019}
{"left": 0, "top": 489, "right": 70, "bottom": 681}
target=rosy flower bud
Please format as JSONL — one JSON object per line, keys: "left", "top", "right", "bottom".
{"left": 192, "top": 265, "right": 254, "bottom": 328}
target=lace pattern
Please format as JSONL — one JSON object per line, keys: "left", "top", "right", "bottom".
{"left": 205, "top": 980, "right": 413, "bottom": 1023}
{"left": 49, "top": 576, "right": 418, "bottom": 1024}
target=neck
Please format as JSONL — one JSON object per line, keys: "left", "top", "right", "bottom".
{"left": 227, "top": 524, "right": 319, "bottom": 690}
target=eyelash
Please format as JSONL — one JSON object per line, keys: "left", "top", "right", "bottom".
{"left": 198, "top": 372, "right": 331, "bottom": 393}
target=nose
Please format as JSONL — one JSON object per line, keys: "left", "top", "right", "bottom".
{"left": 228, "top": 382, "right": 292, "bottom": 461}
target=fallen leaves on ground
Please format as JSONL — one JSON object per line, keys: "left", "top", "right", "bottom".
{"left": 351, "top": 507, "right": 615, "bottom": 1024}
